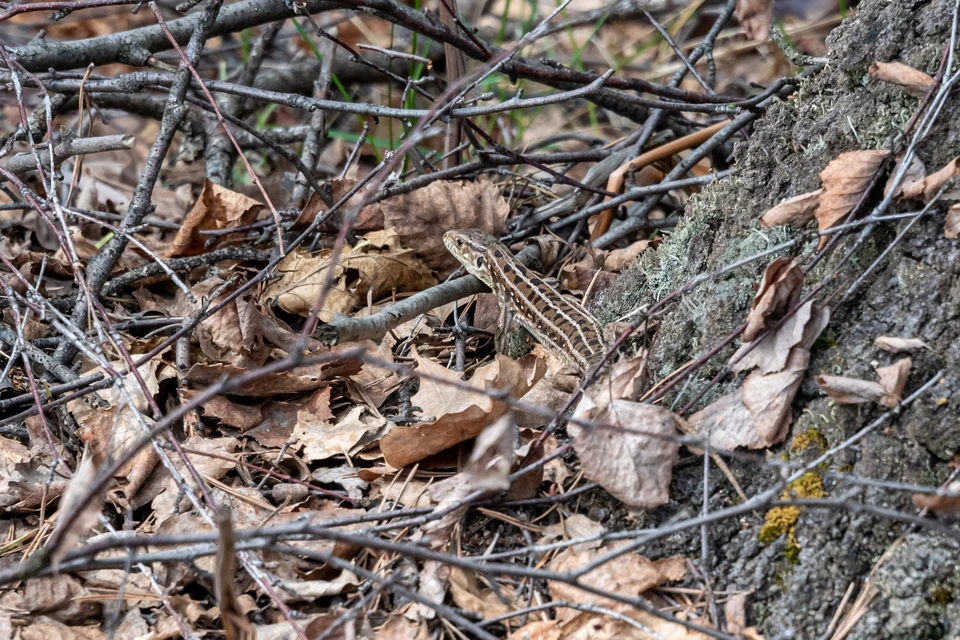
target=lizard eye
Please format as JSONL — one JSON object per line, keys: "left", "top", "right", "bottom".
{"left": 456, "top": 239, "right": 463, "bottom": 247}
{"left": 476, "top": 256, "right": 484, "bottom": 268}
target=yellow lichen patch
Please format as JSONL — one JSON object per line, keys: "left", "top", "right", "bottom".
{"left": 759, "top": 472, "right": 828, "bottom": 558}
{"left": 789, "top": 428, "right": 829, "bottom": 453}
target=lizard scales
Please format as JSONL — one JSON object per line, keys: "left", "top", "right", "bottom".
{"left": 443, "top": 229, "right": 606, "bottom": 373}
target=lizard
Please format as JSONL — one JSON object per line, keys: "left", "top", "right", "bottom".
{"left": 443, "top": 228, "right": 609, "bottom": 374}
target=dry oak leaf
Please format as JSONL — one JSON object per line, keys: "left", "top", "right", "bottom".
{"left": 263, "top": 229, "right": 436, "bottom": 321}
{"left": 22, "top": 576, "right": 99, "bottom": 624}
{"left": 733, "top": 301, "right": 829, "bottom": 375}
{"left": 604, "top": 239, "right": 649, "bottom": 271}
{"left": 689, "top": 347, "right": 809, "bottom": 451}
{"left": 817, "top": 150, "right": 888, "bottom": 244}
{"left": 379, "top": 353, "right": 538, "bottom": 468}
{"left": 869, "top": 61, "right": 935, "bottom": 98}
{"left": 901, "top": 156, "right": 960, "bottom": 202}
{"left": 946, "top": 203, "right": 960, "bottom": 238}
{"left": 382, "top": 179, "right": 509, "bottom": 278}
{"left": 874, "top": 336, "right": 930, "bottom": 354}
{"left": 167, "top": 179, "right": 263, "bottom": 257}
{"left": 742, "top": 258, "right": 804, "bottom": 342}
{"left": 548, "top": 544, "right": 688, "bottom": 624}
{"left": 570, "top": 398, "right": 680, "bottom": 508}
{"left": 465, "top": 413, "right": 516, "bottom": 492}
{"left": 912, "top": 480, "right": 960, "bottom": 517}
{"left": 816, "top": 357, "right": 911, "bottom": 408}
{"left": 759, "top": 189, "right": 821, "bottom": 228}
{"left": 448, "top": 567, "right": 515, "bottom": 620}
{"left": 736, "top": 0, "right": 773, "bottom": 41}
{"left": 294, "top": 404, "right": 386, "bottom": 463}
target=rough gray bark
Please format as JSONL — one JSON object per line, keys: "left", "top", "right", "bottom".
{"left": 595, "top": 1, "right": 960, "bottom": 637}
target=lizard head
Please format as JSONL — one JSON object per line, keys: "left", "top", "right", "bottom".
{"left": 443, "top": 229, "right": 499, "bottom": 288}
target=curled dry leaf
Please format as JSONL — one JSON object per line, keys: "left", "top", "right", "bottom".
{"left": 868, "top": 61, "right": 935, "bottom": 98}
{"left": 912, "top": 480, "right": 960, "bottom": 517}
{"left": 448, "top": 567, "right": 515, "bottom": 620}
{"left": 262, "top": 229, "right": 436, "bottom": 321}
{"left": 465, "top": 413, "right": 516, "bottom": 492}
{"left": 733, "top": 301, "right": 829, "bottom": 374}
{"left": 759, "top": 189, "right": 821, "bottom": 228}
{"left": 736, "top": 0, "right": 774, "bottom": 41}
{"left": 816, "top": 357, "right": 911, "bottom": 408}
{"left": 884, "top": 153, "right": 926, "bottom": 199}
{"left": 571, "top": 398, "right": 680, "bottom": 508}
{"left": 379, "top": 353, "right": 539, "bottom": 468}
{"left": 816, "top": 150, "right": 888, "bottom": 245}
{"left": 381, "top": 179, "right": 509, "bottom": 278}
{"left": 742, "top": 258, "right": 804, "bottom": 343}
{"left": 167, "top": 179, "right": 263, "bottom": 257}
{"left": 50, "top": 444, "right": 103, "bottom": 570}
{"left": 946, "top": 203, "right": 960, "bottom": 238}
{"left": 901, "top": 156, "right": 960, "bottom": 202}
{"left": 874, "top": 336, "right": 930, "bottom": 354}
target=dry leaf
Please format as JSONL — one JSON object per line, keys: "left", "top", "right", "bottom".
{"left": 912, "top": 480, "right": 960, "bottom": 517}
{"left": 901, "top": 156, "right": 960, "bottom": 202}
{"left": 733, "top": 301, "right": 829, "bottom": 374}
{"left": 875, "top": 357, "right": 911, "bottom": 407}
{"left": 689, "top": 347, "right": 809, "bottom": 451}
{"left": 548, "top": 544, "right": 687, "bottom": 624}
{"left": 381, "top": 180, "right": 509, "bottom": 278}
{"left": 168, "top": 179, "right": 263, "bottom": 257}
{"left": 759, "top": 189, "right": 821, "bottom": 228}
{"left": 448, "top": 567, "right": 514, "bottom": 619}
{"left": 465, "top": 414, "right": 516, "bottom": 492}
{"left": 214, "top": 508, "right": 255, "bottom": 640}
{"left": 603, "top": 240, "right": 649, "bottom": 271}
{"left": 884, "top": 153, "right": 926, "bottom": 199}
{"left": 50, "top": 445, "right": 103, "bottom": 570}
{"left": 868, "top": 61, "right": 935, "bottom": 98}
{"left": 294, "top": 404, "right": 386, "bottom": 463}
{"left": 511, "top": 621, "right": 561, "bottom": 640}
{"left": 538, "top": 513, "right": 606, "bottom": 553}
{"left": 570, "top": 399, "right": 680, "bottom": 508}
{"left": 874, "top": 336, "right": 929, "bottom": 354}
{"left": 296, "top": 178, "right": 385, "bottom": 230}
{"left": 817, "top": 150, "right": 888, "bottom": 242}
{"left": 422, "top": 474, "right": 473, "bottom": 547}
{"left": 262, "top": 229, "right": 436, "bottom": 321}
{"left": 724, "top": 592, "right": 765, "bottom": 639}
{"left": 376, "top": 615, "right": 432, "bottom": 640}
{"left": 736, "top": 0, "right": 773, "bottom": 41}
{"left": 946, "top": 203, "right": 960, "bottom": 238}
{"left": 379, "top": 353, "right": 538, "bottom": 468}
{"left": 742, "top": 258, "right": 804, "bottom": 343}
{"left": 20, "top": 617, "right": 106, "bottom": 640}
{"left": 22, "top": 576, "right": 98, "bottom": 624}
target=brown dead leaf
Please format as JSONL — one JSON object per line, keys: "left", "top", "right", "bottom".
{"left": 724, "top": 592, "right": 765, "bottom": 639}
{"left": 538, "top": 513, "right": 606, "bottom": 553}
{"left": 901, "top": 156, "right": 960, "bottom": 202}
{"left": 875, "top": 357, "right": 911, "bottom": 407}
{"left": 263, "top": 229, "right": 436, "bottom": 321}
{"left": 603, "top": 240, "right": 649, "bottom": 271}
{"left": 410, "top": 560, "right": 450, "bottom": 619}
{"left": 548, "top": 544, "right": 687, "bottom": 624}
{"left": 511, "top": 621, "right": 561, "bottom": 640}
{"left": 759, "top": 189, "right": 821, "bottom": 228}
{"left": 736, "top": 0, "right": 773, "bottom": 41}
{"left": 869, "top": 61, "right": 935, "bottom": 98}
{"left": 448, "top": 567, "right": 514, "bottom": 620}
{"left": 817, "top": 150, "right": 888, "bottom": 243}
{"left": 874, "top": 336, "right": 929, "bottom": 354}
{"left": 884, "top": 153, "right": 926, "bottom": 199}
{"left": 183, "top": 348, "right": 362, "bottom": 396}
{"left": 946, "top": 203, "right": 960, "bottom": 238}
{"left": 195, "top": 394, "right": 265, "bottom": 431}
{"left": 742, "top": 258, "right": 804, "bottom": 343}
{"left": 570, "top": 399, "right": 680, "bottom": 508}
{"left": 296, "top": 178, "right": 385, "bottom": 230}
{"left": 294, "top": 404, "right": 386, "bottom": 462}
{"left": 214, "top": 509, "right": 255, "bottom": 640}
{"left": 817, "top": 357, "right": 911, "bottom": 408}
{"left": 465, "top": 414, "right": 516, "bottom": 492}
{"left": 422, "top": 474, "right": 473, "bottom": 547}
{"left": 68, "top": 360, "right": 163, "bottom": 502}
{"left": 167, "top": 179, "right": 263, "bottom": 257}
{"left": 376, "top": 615, "right": 432, "bottom": 640}
{"left": 50, "top": 445, "right": 103, "bottom": 570}
{"left": 379, "top": 353, "right": 538, "bottom": 468}
{"left": 912, "top": 480, "right": 960, "bottom": 517}
{"left": 22, "top": 576, "right": 98, "bottom": 624}
{"left": 382, "top": 180, "right": 509, "bottom": 278}
{"left": 733, "top": 301, "right": 829, "bottom": 374}
{"left": 689, "top": 347, "right": 809, "bottom": 451}
{"left": 20, "top": 617, "right": 106, "bottom": 640}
